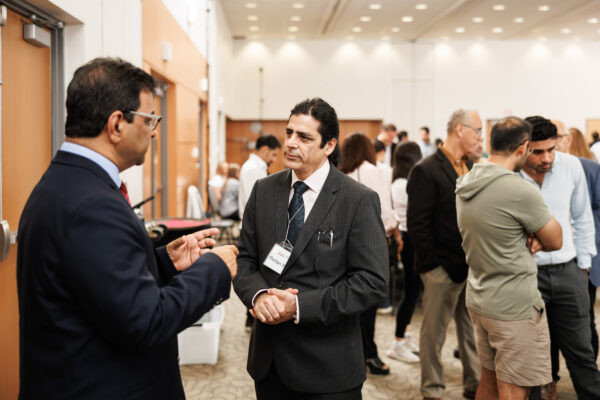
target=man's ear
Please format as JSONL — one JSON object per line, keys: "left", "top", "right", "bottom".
{"left": 106, "top": 110, "right": 124, "bottom": 144}
{"left": 324, "top": 138, "right": 337, "bottom": 156}
{"left": 516, "top": 140, "right": 529, "bottom": 157}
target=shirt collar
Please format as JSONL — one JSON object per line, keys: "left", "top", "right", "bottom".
{"left": 249, "top": 153, "right": 267, "bottom": 170}
{"left": 60, "top": 141, "right": 121, "bottom": 187}
{"left": 291, "top": 160, "right": 330, "bottom": 193}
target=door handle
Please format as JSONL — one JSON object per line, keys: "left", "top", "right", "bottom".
{"left": 0, "top": 220, "right": 11, "bottom": 261}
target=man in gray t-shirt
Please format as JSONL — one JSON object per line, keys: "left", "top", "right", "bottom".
{"left": 456, "top": 117, "right": 562, "bottom": 399}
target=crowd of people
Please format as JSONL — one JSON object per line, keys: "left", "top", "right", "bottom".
{"left": 15, "top": 56, "right": 600, "bottom": 400}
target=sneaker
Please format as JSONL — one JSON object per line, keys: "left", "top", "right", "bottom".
{"left": 377, "top": 306, "right": 393, "bottom": 315}
{"left": 387, "top": 340, "right": 420, "bottom": 363}
{"left": 404, "top": 333, "right": 419, "bottom": 353}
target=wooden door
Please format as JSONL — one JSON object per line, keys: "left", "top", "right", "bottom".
{"left": 586, "top": 119, "right": 600, "bottom": 143}
{"left": 0, "top": 9, "right": 52, "bottom": 398}
{"left": 143, "top": 91, "right": 165, "bottom": 218}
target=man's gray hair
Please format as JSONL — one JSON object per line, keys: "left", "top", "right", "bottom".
{"left": 447, "top": 109, "right": 477, "bottom": 135}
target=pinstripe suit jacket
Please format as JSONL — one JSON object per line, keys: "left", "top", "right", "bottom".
{"left": 233, "top": 163, "right": 389, "bottom": 393}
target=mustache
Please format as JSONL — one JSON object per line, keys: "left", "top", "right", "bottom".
{"left": 285, "top": 150, "right": 301, "bottom": 157}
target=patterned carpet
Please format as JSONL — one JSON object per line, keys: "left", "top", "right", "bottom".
{"left": 179, "top": 286, "right": 596, "bottom": 399}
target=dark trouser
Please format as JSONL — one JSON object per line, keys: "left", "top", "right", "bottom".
{"left": 360, "top": 306, "right": 378, "bottom": 359}
{"left": 531, "top": 260, "right": 600, "bottom": 400}
{"left": 395, "top": 231, "right": 422, "bottom": 338}
{"left": 255, "top": 363, "right": 362, "bottom": 400}
{"left": 590, "top": 280, "right": 599, "bottom": 360}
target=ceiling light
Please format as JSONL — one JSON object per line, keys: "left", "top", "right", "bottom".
{"left": 538, "top": 5, "right": 550, "bottom": 11}
{"left": 561, "top": 28, "right": 571, "bottom": 34}
{"left": 472, "top": 17, "right": 483, "bottom": 23}
{"left": 249, "top": 26, "right": 259, "bottom": 31}
{"left": 290, "top": 16, "right": 301, "bottom": 22}
{"left": 360, "top": 16, "right": 371, "bottom": 22}
{"left": 415, "top": 4, "right": 428, "bottom": 10}
{"left": 492, "top": 27, "right": 503, "bottom": 34}
{"left": 391, "top": 27, "right": 400, "bottom": 33}
{"left": 493, "top": 4, "right": 505, "bottom": 11}
{"left": 588, "top": 18, "right": 599, "bottom": 24}
{"left": 382, "top": 36, "right": 390, "bottom": 41}
{"left": 352, "top": 26, "right": 362, "bottom": 33}
{"left": 513, "top": 17, "right": 524, "bottom": 23}
{"left": 292, "top": 3, "right": 304, "bottom": 9}
{"left": 598, "top": 28, "right": 600, "bottom": 34}
{"left": 455, "top": 27, "right": 466, "bottom": 33}
{"left": 402, "top": 16, "right": 413, "bottom": 23}
{"left": 369, "top": 3, "right": 381, "bottom": 10}
{"left": 288, "top": 26, "right": 299, "bottom": 32}
{"left": 245, "top": 2, "right": 257, "bottom": 8}
{"left": 247, "top": 15, "right": 258, "bottom": 21}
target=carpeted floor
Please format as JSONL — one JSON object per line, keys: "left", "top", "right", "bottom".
{"left": 180, "top": 287, "right": 596, "bottom": 399}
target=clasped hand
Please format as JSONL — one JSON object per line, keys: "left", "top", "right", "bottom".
{"left": 251, "top": 288, "right": 298, "bottom": 325}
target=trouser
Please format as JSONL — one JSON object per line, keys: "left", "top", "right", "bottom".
{"left": 419, "top": 266, "right": 480, "bottom": 398}
{"left": 395, "top": 231, "right": 422, "bottom": 338}
{"left": 590, "top": 280, "right": 598, "bottom": 360}
{"left": 360, "top": 306, "right": 378, "bottom": 359}
{"left": 532, "top": 260, "right": 600, "bottom": 400}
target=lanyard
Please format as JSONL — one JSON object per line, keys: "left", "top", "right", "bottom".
{"left": 283, "top": 203, "right": 305, "bottom": 248}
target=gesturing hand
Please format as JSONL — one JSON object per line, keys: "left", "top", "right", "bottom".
{"left": 167, "top": 228, "right": 220, "bottom": 271}
{"left": 209, "top": 245, "right": 239, "bottom": 279}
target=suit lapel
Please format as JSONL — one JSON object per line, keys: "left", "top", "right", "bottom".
{"left": 274, "top": 170, "right": 292, "bottom": 244}
{"left": 435, "top": 149, "right": 458, "bottom": 184}
{"left": 282, "top": 166, "right": 340, "bottom": 275}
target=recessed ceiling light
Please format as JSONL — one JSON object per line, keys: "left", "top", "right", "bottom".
{"left": 290, "top": 16, "right": 301, "bottom": 22}
{"left": 561, "top": 28, "right": 571, "bottom": 34}
{"left": 369, "top": 3, "right": 381, "bottom": 10}
{"left": 513, "top": 17, "right": 524, "bottom": 23}
{"left": 455, "top": 27, "right": 466, "bottom": 33}
{"left": 539, "top": 36, "right": 547, "bottom": 41}
{"left": 360, "top": 16, "right": 371, "bottom": 22}
{"left": 493, "top": 4, "right": 505, "bottom": 11}
{"left": 391, "top": 27, "right": 400, "bottom": 33}
{"left": 292, "top": 3, "right": 304, "bottom": 9}
{"left": 249, "top": 26, "right": 259, "bottom": 31}
{"left": 598, "top": 28, "right": 600, "bottom": 34}
{"left": 247, "top": 15, "right": 258, "bottom": 21}
{"left": 588, "top": 18, "right": 599, "bottom": 24}
{"left": 245, "top": 2, "right": 257, "bottom": 8}
{"left": 288, "top": 26, "right": 299, "bottom": 32}
{"left": 352, "top": 26, "right": 362, "bottom": 33}
{"left": 538, "top": 5, "right": 550, "bottom": 11}
{"left": 472, "top": 17, "right": 483, "bottom": 23}
{"left": 415, "top": 4, "right": 428, "bottom": 10}
{"left": 492, "top": 27, "right": 503, "bottom": 33}
{"left": 382, "top": 35, "right": 390, "bottom": 40}
{"left": 402, "top": 16, "right": 414, "bottom": 23}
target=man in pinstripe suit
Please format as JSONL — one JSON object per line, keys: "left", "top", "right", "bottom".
{"left": 233, "top": 98, "right": 389, "bottom": 400}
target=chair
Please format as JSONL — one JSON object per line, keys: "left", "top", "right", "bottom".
{"left": 186, "top": 185, "right": 205, "bottom": 219}
{"left": 203, "top": 185, "right": 239, "bottom": 245}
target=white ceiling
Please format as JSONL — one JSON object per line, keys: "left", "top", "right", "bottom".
{"left": 220, "top": 0, "right": 600, "bottom": 41}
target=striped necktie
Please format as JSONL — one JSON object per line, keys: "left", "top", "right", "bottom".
{"left": 120, "top": 182, "right": 131, "bottom": 206}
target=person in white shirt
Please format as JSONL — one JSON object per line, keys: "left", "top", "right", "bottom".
{"left": 340, "top": 132, "right": 395, "bottom": 376}
{"left": 219, "top": 163, "right": 240, "bottom": 220}
{"left": 208, "top": 161, "right": 228, "bottom": 202}
{"left": 416, "top": 126, "right": 437, "bottom": 158}
{"left": 238, "top": 134, "right": 281, "bottom": 219}
{"left": 374, "top": 140, "right": 393, "bottom": 188}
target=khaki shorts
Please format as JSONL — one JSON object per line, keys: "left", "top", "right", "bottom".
{"left": 468, "top": 307, "right": 551, "bottom": 387}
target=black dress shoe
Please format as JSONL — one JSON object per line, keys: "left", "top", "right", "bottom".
{"left": 463, "top": 390, "right": 476, "bottom": 399}
{"left": 366, "top": 356, "right": 390, "bottom": 375}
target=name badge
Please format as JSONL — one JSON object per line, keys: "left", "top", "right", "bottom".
{"left": 263, "top": 242, "right": 292, "bottom": 275}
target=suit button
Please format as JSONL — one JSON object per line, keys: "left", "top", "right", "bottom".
{"left": 278, "top": 281, "right": 284, "bottom": 288}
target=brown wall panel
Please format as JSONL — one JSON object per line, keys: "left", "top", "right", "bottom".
{"left": 587, "top": 119, "right": 600, "bottom": 143}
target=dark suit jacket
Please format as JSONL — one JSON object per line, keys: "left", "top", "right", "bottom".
{"left": 578, "top": 157, "right": 600, "bottom": 286}
{"left": 233, "top": 164, "right": 388, "bottom": 393}
{"left": 406, "top": 148, "right": 472, "bottom": 282}
{"left": 17, "top": 151, "right": 231, "bottom": 399}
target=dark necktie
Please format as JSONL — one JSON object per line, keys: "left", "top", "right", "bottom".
{"left": 288, "top": 181, "right": 309, "bottom": 245}
{"left": 120, "top": 182, "right": 131, "bottom": 206}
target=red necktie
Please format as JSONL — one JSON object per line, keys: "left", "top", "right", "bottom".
{"left": 120, "top": 182, "right": 131, "bottom": 206}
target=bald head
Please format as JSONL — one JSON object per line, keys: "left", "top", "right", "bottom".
{"left": 447, "top": 109, "right": 479, "bottom": 136}
{"left": 552, "top": 119, "right": 571, "bottom": 152}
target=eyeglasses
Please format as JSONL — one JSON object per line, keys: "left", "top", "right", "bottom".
{"left": 127, "top": 111, "right": 162, "bottom": 130}
{"left": 462, "top": 123, "right": 482, "bottom": 136}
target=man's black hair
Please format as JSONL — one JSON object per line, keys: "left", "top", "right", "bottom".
{"left": 490, "top": 117, "right": 532, "bottom": 154}
{"left": 289, "top": 98, "right": 340, "bottom": 165}
{"left": 524, "top": 116, "right": 557, "bottom": 142}
{"left": 65, "top": 57, "right": 156, "bottom": 138}
{"left": 256, "top": 134, "right": 281, "bottom": 150}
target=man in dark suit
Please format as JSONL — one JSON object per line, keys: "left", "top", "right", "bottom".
{"left": 407, "top": 109, "right": 482, "bottom": 400}
{"left": 233, "top": 98, "right": 389, "bottom": 399}
{"left": 17, "top": 58, "right": 238, "bottom": 400}
{"left": 377, "top": 123, "right": 397, "bottom": 166}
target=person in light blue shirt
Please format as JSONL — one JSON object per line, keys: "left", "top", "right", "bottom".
{"left": 519, "top": 116, "right": 600, "bottom": 400}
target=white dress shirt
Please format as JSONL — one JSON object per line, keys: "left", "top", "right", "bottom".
{"left": 391, "top": 177, "right": 408, "bottom": 232}
{"left": 289, "top": 160, "right": 330, "bottom": 221}
{"left": 238, "top": 153, "right": 268, "bottom": 219}
{"left": 346, "top": 161, "right": 396, "bottom": 232}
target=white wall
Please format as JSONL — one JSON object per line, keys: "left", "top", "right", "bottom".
{"left": 49, "top": 0, "right": 144, "bottom": 202}
{"left": 160, "top": 0, "right": 209, "bottom": 57}
{"left": 228, "top": 38, "right": 600, "bottom": 143}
